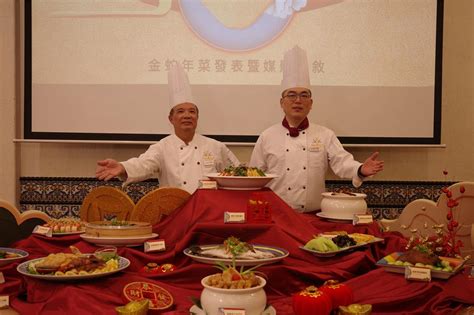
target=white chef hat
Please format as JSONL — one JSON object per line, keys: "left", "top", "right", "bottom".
{"left": 281, "top": 45, "right": 311, "bottom": 92}
{"left": 168, "top": 63, "right": 195, "bottom": 109}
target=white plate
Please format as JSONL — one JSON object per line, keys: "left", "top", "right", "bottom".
{"left": 316, "top": 212, "right": 357, "bottom": 221}
{"left": 206, "top": 173, "right": 277, "bottom": 190}
{"left": 52, "top": 230, "right": 86, "bottom": 236}
{"left": 0, "top": 247, "right": 29, "bottom": 267}
{"left": 17, "top": 256, "right": 130, "bottom": 281}
{"left": 190, "top": 305, "right": 276, "bottom": 315}
{"left": 184, "top": 244, "right": 288, "bottom": 266}
{"left": 300, "top": 236, "right": 384, "bottom": 257}
{"left": 376, "top": 252, "right": 466, "bottom": 280}
{"left": 80, "top": 233, "right": 159, "bottom": 247}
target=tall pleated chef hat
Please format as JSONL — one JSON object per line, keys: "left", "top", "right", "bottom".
{"left": 281, "top": 45, "right": 311, "bottom": 92}
{"left": 168, "top": 63, "right": 195, "bottom": 108}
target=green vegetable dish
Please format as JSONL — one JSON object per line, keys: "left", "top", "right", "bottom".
{"left": 219, "top": 166, "right": 266, "bottom": 177}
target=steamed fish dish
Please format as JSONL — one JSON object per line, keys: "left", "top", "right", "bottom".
{"left": 189, "top": 236, "right": 275, "bottom": 260}
{"left": 190, "top": 247, "right": 275, "bottom": 260}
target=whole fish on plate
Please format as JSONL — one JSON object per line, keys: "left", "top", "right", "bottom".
{"left": 189, "top": 237, "right": 276, "bottom": 260}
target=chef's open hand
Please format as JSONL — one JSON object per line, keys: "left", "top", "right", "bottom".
{"left": 360, "top": 152, "right": 384, "bottom": 177}
{"left": 96, "top": 159, "right": 126, "bottom": 181}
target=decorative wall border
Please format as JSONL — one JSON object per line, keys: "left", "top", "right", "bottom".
{"left": 19, "top": 177, "right": 455, "bottom": 220}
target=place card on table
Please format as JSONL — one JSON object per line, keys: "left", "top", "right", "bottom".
{"left": 0, "top": 272, "right": 4, "bottom": 284}
{"left": 33, "top": 225, "right": 53, "bottom": 237}
{"left": 353, "top": 214, "right": 373, "bottom": 225}
{"left": 219, "top": 308, "right": 246, "bottom": 315}
{"left": 224, "top": 212, "right": 246, "bottom": 223}
{"left": 144, "top": 239, "right": 166, "bottom": 253}
{"left": 0, "top": 295, "right": 9, "bottom": 309}
{"left": 199, "top": 180, "right": 217, "bottom": 189}
{"left": 405, "top": 266, "right": 431, "bottom": 282}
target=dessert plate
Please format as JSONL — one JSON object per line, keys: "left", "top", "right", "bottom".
{"left": 80, "top": 233, "right": 159, "bottom": 247}
{"left": 376, "top": 252, "right": 466, "bottom": 279}
{"left": 52, "top": 230, "right": 86, "bottom": 236}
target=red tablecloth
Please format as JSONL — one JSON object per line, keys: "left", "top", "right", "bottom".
{"left": 1, "top": 189, "right": 472, "bottom": 314}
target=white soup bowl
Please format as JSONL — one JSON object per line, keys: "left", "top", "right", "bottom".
{"left": 200, "top": 274, "right": 267, "bottom": 315}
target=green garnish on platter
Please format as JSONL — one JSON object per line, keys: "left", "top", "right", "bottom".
{"left": 223, "top": 236, "right": 255, "bottom": 257}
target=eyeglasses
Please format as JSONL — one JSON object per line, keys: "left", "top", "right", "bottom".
{"left": 283, "top": 91, "right": 312, "bottom": 101}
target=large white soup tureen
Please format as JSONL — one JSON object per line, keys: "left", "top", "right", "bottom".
{"left": 200, "top": 274, "right": 267, "bottom": 315}
{"left": 319, "top": 192, "right": 368, "bottom": 220}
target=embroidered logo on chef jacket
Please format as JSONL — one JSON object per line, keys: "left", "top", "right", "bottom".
{"left": 202, "top": 151, "right": 215, "bottom": 166}
{"left": 308, "top": 138, "right": 324, "bottom": 152}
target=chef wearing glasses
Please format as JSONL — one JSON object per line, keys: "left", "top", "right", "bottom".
{"left": 250, "top": 46, "right": 384, "bottom": 212}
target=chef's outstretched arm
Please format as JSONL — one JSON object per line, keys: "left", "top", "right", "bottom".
{"left": 359, "top": 152, "right": 384, "bottom": 177}
{"left": 96, "top": 159, "right": 127, "bottom": 181}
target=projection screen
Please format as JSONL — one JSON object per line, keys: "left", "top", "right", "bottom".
{"left": 24, "top": 0, "right": 443, "bottom": 144}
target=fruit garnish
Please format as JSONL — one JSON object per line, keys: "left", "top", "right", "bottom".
{"left": 223, "top": 236, "right": 255, "bottom": 257}
{"left": 304, "top": 237, "right": 339, "bottom": 252}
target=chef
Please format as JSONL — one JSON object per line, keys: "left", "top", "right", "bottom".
{"left": 96, "top": 63, "right": 240, "bottom": 193}
{"left": 249, "top": 46, "right": 383, "bottom": 212}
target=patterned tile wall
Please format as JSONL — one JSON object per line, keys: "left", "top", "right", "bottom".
{"left": 19, "top": 177, "right": 454, "bottom": 220}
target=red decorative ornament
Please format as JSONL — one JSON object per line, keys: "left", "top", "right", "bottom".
{"left": 140, "top": 263, "right": 162, "bottom": 274}
{"left": 319, "top": 281, "right": 354, "bottom": 309}
{"left": 447, "top": 222, "right": 454, "bottom": 231}
{"left": 447, "top": 199, "right": 459, "bottom": 208}
{"left": 442, "top": 185, "right": 463, "bottom": 256}
{"left": 246, "top": 192, "right": 272, "bottom": 224}
{"left": 443, "top": 170, "right": 448, "bottom": 175}
{"left": 407, "top": 182, "right": 464, "bottom": 258}
{"left": 123, "top": 282, "right": 173, "bottom": 311}
{"left": 160, "top": 263, "right": 176, "bottom": 273}
{"left": 292, "top": 286, "right": 333, "bottom": 315}
{"left": 446, "top": 212, "right": 452, "bottom": 220}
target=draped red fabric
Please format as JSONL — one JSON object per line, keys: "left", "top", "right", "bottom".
{"left": 0, "top": 189, "right": 472, "bottom": 314}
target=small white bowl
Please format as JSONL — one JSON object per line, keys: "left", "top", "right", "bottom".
{"left": 320, "top": 192, "right": 367, "bottom": 220}
{"left": 200, "top": 275, "right": 267, "bottom": 315}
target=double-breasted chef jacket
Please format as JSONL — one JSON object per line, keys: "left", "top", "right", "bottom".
{"left": 121, "top": 134, "right": 240, "bottom": 193}
{"left": 250, "top": 123, "right": 363, "bottom": 212}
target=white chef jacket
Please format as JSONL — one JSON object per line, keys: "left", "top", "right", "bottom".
{"left": 250, "top": 123, "right": 363, "bottom": 212}
{"left": 121, "top": 134, "right": 240, "bottom": 193}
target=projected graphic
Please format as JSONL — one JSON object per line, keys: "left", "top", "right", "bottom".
{"left": 29, "top": 0, "right": 439, "bottom": 143}
{"left": 46, "top": 0, "right": 338, "bottom": 52}
{"left": 178, "top": 0, "right": 303, "bottom": 51}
